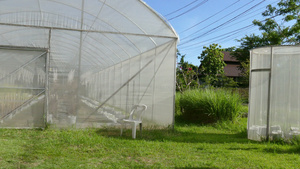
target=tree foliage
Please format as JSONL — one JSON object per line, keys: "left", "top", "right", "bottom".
{"left": 198, "top": 44, "right": 226, "bottom": 86}
{"left": 233, "top": 34, "right": 267, "bottom": 63}
{"left": 232, "top": 0, "right": 300, "bottom": 86}
{"left": 253, "top": 0, "right": 300, "bottom": 45}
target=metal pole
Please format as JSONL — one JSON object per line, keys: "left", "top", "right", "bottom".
{"left": 171, "top": 42, "right": 178, "bottom": 130}
{"left": 75, "top": 0, "right": 85, "bottom": 126}
{"left": 126, "top": 83, "right": 129, "bottom": 114}
{"left": 266, "top": 46, "right": 273, "bottom": 141}
{"left": 0, "top": 22, "right": 177, "bottom": 39}
{"left": 248, "top": 50, "right": 252, "bottom": 137}
{"left": 44, "top": 29, "right": 51, "bottom": 126}
{"left": 132, "top": 80, "right": 135, "bottom": 105}
{"left": 113, "top": 65, "right": 116, "bottom": 105}
{"left": 138, "top": 54, "right": 142, "bottom": 104}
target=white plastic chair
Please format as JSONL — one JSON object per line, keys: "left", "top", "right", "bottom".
{"left": 120, "top": 104, "right": 147, "bottom": 139}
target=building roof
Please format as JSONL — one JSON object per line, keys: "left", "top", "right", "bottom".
{"left": 222, "top": 51, "right": 242, "bottom": 77}
{"left": 223, "top": 51, "right": 239, "bottom": 62}
{"left": 224, "top": 64, "right": 241, "bottom": 77}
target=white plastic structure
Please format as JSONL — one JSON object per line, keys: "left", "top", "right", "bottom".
{"left": 0, "top": 0, "right": 178, "bottom": 128}
{"left": 120, "top": 104, "right": 147, "bottom": 139}
{"left": 248, "top": 46, "right": 300, "bottom": 141}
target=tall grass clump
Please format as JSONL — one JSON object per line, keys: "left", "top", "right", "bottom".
{"left": 179, "top": 88, "right": 243, "bottom": 123}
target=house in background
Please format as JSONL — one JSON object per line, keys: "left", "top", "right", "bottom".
{"left": 222, "top": 51, "right": 242, "bottom": 82}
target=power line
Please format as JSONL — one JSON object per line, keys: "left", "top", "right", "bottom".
{"left": 180, "top": 0, "right": 281, "bottom": 49}
{"left": 168, "top": 0, "right": 209, "bottom": 21}
{"left": 180, "top": 27, "right": 257, "bottom": 59}
{"left": 180, "top": 0, "right": 255, "bottom": 41}
{"left": 179, "top": 0, "right": 241, "bottom": 34}
{"left": 181, "top": 26, "right": 257, "bottom": 60}
{"left": 181, "top": 0, "right": 280, "bottom": 36}
{"left": 180, "top": 24, "right": 255, "bottom": 50}
{"left": 180, "top": 14, "right": 280, "bottom": 58}
{"left": 165, "top": 0, "right": 200, "bottom": 17}
{"left": 177, "top": 0, "right": 282, "bottom": 63}
{"left": 180, "top": 0, "right": 281, "bottom": 47}
{"left": 179, "top": 0, "right": 266, "bottom": 46}
{"left": 183, "top": 7, "right": 268, "bottom": 45}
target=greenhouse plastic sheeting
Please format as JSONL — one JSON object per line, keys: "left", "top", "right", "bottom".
{"left": 249, "top": 46, "right": 300, "bottom": 141}
{"left": 0, "top": 0, "right": 178, "bottom": 128}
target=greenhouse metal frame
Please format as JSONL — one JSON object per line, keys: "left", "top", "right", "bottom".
{"left": 0, "top": 0, "right": 178, "bottom": 128}
{"left": 248, "top": 46, "right": 300, "bottom": 141}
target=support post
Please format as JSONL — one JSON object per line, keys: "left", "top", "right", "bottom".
{"left": 45, "top": 28, "right": 52, "bottom": 126}
{"left": 266, "top": 46, "right": 273, "bottom": 141}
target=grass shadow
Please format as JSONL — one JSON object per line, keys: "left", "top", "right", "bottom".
{"left": 175, "top": 167, "right": 217, "bottom": 169}
{"left": 263, "top": 145, "right": 300, "bottom": 154}
{"left": 96, "top": 127, "right": 249, "bottom": 144}
{"left": 96, "top": 126, "right": 300, "bottom": 155}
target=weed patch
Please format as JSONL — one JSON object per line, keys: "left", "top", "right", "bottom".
{"left": 179, "top": 88, "right": 243, "bottom": 123}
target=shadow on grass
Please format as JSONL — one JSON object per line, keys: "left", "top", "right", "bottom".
{"left": 227, "top": 146, "right": 300, "bottom": 154}
{"left": 175, "top": 167, "right": 216, "bottom": 169}
{"left": 264, "top": 146, "right": 300, "bottom": 154}
{"left": 96, "top": 126, "right": 300, "bottom": 155}
{"left": 96, "top": 127, "right": 249, "bottom": 144}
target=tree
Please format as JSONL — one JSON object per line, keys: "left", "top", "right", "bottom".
{"left": 253, "top": 0, "right": 300, "bottom": 45}
{"left": 176, "top": 50, "right": 199, "bottom": 92}
{"left": 198, "top": 43, "right": 226, "bottom": 87}
{"left": 230, "top": 34, "right": 266, "bottom": 87}
{"left": 232, "top": 34, "right": 267, "bottom": 63}
{"left": 223, "top": 47, "right": 236, "bottom": 52}
{"left": 232, "top": 0, "right": 300, "bottom": 86}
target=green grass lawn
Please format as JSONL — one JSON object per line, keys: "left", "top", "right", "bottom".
{"left": 0, "top": 118, "right": 299, "bottom": 169}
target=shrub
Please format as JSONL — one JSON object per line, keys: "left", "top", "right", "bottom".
{"left": 179, "top": 88, "right": 243, "bottom": 123}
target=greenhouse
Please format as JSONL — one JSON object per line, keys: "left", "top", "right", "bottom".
{"left": 248, "top": 46, "right": 300, "bottom": 141}
{"left": 0, "top": 0, "right": 178, "bottom": 128}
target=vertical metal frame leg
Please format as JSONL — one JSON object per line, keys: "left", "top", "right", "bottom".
{"left": 45, "top": 28, "right": 52, "bottom": 126}
{"left": 266, "top": 46, "right": 274, "bottom": 141}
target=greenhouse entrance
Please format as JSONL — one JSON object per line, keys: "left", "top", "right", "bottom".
{"left": 0, "top": 47, "right": 47, "bottom": 128}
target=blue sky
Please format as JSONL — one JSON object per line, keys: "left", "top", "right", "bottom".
{"left": 143, "top": 0, "right": 280, "bottom": 66}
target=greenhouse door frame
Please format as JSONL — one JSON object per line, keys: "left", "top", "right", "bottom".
{"left": 249, "top": 47, "right": 273, "bottom": 140}
{"left": 0, "top": 45, "right": 49, "bottom": 128}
